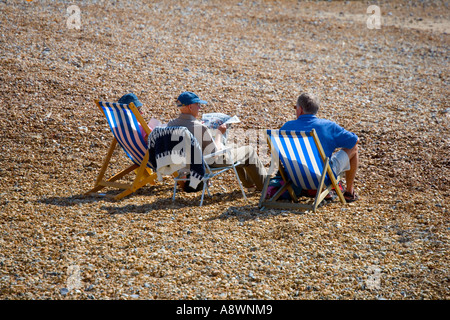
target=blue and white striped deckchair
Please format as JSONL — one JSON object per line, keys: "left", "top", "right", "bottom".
{"left": 259, "top": 129, "right": 346, "bottom": 212}
{"left": 85, "top": 100, "right": 158, "bottom": 200}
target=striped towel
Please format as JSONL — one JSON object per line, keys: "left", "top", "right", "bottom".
{"left": 148, "top": 126, "right": 205, "bottom": 188}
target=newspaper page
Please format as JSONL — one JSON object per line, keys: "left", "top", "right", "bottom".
{"left": 201, "top": 113, "right": 241, "bottom": 145}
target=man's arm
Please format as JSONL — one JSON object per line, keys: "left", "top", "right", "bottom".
{"left": 202, "top": 126, "right": 219, "bottom": 155}
{"left": 213, "top": 124, "right": 227, "bottom": 150}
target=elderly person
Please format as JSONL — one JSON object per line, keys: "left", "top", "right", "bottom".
{"left": 281, "top": 93, "right": 359, "bottom": 202}
{"left": 167, "top": 91, "right": 267, "bottom": 191}
{"left": 118, "top": 92, "right": 149, "bottom": 140}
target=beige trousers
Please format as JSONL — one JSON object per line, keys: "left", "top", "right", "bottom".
{"left": 210, "top": 145, "right": 267, "bottom": 190}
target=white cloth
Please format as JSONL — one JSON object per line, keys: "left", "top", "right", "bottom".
{"left": 148, "top": 126, "right": 205, "bottom": 188}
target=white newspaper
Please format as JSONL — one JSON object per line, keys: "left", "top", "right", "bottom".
{"left": 201, "top": 113, "right": 241, "bottom": 145}
{"left": 201, "top": 113, "right": 240, "bottom": 129}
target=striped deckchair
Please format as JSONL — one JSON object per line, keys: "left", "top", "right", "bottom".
{"left": 259, "top": 129, "right": 346, "bottom": 212}
{"left": 84, "top": 100, "right": 158, "bottom": 200}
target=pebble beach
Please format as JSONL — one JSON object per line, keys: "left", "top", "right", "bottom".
{"left": 0, "top": 0, "right": 448, "bottom": 300}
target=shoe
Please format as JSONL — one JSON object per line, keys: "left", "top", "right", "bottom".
{"left": 343, "top": 191, "right": 358, "bottom": 203}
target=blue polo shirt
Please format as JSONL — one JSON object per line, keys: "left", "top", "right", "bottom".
{"left": 280, "top": 114, "right": 358, "bottom": 158}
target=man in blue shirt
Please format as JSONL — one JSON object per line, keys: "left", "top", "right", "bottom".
{"left": 281, "top": 93, "right": 359, "bottom": 202}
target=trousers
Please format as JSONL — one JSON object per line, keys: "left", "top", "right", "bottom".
{"left": 210, "top": 144, "right": 267, "bottom": 190}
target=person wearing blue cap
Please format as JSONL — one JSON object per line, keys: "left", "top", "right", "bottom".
{"left": 168, "top": 91, "right": 267, "bottom": 191}
{"left": 118, "top": 92, "right": 149, "bottom": 140}
{"left": 168, "top": 91, "right": 223, "bottom": 152}
{"left": 118, "top": 92, "right": 143, "bottom": 108}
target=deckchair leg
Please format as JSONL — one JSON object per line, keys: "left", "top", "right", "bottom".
{"left": 133, "top": 153, "right": 148, "bottom": 186}
{"left": 278, "top": 162, "right": 299, "bottom": 202}
{"left": 200, "top": 181, "right": 209, "bottom": 206}
{"left": 85, "top": 139, "right": 118, "bottom": 195}
{"left": 323, "top": 169, "right": 345, "bottom": 205}
{"left": 311, "top": 129, "right": 346, "bottom": 205}
{"left": 96, "top": 139, "right": 117, "bottom": 183}
{"left": 85, "top": 146, "right": 157, "bottom": 200}
{"left": 335, "top": 176, "right": 346, "bottom": 204}
{"left": 258, "top": 173, "right": 272, "bottom": 208}
{"left": 114, "top": 188, "right": 134, "bottom": 201}
{"left": 232, "top": 165, "right": 247, "bottom": 201}
{"left": 260, "top": 179, "right": 298, "bottom": 209}
{"left": 172, "top": 181, "right": 178, "bottom": 201}
{"left": 312, "top": 157, "right": 330, "bottom": 212}
{"left": 85, "top": 163, "right": 138, "bottom": 195}
{"left": 114, "top": 173, "right": 158, "bottom": 201}
{"left": 270, "top": 180, "right": 292, "bottom": 202}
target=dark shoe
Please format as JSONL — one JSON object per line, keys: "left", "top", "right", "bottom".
{"left": 343, "top": 191, "right": 359, "bottom": 203}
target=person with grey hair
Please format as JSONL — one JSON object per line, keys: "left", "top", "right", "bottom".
{"left": 281, "top": 93, "right": 359, "bottom": 202}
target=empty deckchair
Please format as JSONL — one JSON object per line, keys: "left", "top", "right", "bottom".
{"left": 259, "top": 129, "right": 346, "bottom": 212}
{"left": 84, "top": 100, "right": 158, "bottom": 200}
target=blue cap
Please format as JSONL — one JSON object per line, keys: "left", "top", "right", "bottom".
{"left": 176, "top": 91, "right": 207, "bottom": 107}
{"left": 118, "top": 93, "right": 143, "bottom": 107}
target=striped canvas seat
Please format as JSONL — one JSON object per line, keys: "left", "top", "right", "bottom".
{"left": 259, "top": 129, "right": 345, "bottom": 212}
{"left": 85, "top": 100, "right": 158, "bottom": 200}
{"left": 268, "top": 130, "right": 334, "bottom": 189}
{"left": 99, "top": 101, "right": 151, "bottom": 168}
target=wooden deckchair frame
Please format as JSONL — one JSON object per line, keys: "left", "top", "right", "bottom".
{"left": 84, "top": 100, "right": 158, "bottom": 200}
{"left": 259, "top": 129, "right": 346, "bottom": 212}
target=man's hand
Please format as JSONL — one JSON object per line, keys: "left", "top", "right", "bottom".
{"left": 213, "top": 124, "right": 227, "bottom": 150}
{"left": 217, "top": 123, "right": 227, "bottom": 134}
